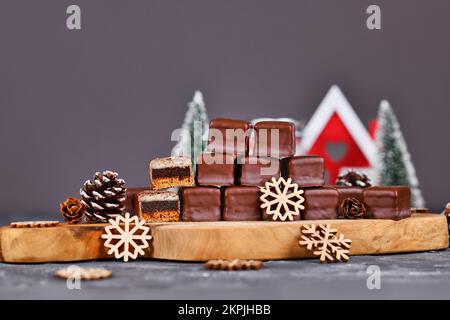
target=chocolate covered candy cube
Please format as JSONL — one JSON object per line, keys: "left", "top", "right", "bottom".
{"left": 196, "top": 153, "right": 235, "bottom": 187}
{"left": 253, "top": 121, "right": 296, "bottom": 158}
{"left": 302, "top": 187, "right": 339, "bottom": 220}
{"left": 181, "top": 187, "right": 222, "bottom": 221}
{"left": 237, "top": 156, "right": 280, "bottom": 186}
{"left": 223, "top": 186, "right": 262, "bottom": 221}
{"left": 150, "top": 156, "right": 194, "bottom": 190}
{"left": 207, "top": 118, "right": 252, "bottom": 156}
{"left": 363, "top": 186, "right": 411, "bottom": 220}
{"left": 136, "top": 191, "right": 180, "bottom": 222}
{"left": 283, "top": 156, "right": 324, "bottom": 187}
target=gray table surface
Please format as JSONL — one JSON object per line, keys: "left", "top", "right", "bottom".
{"left": 1, "top": 214, "right": 450, "bottom": 300}
{"left": 1, "top": 250, "right": 450, "bottom": 300}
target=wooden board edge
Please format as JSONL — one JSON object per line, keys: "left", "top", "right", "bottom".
{"left": 0, "top": 213, "right": 448, "bottom": 263}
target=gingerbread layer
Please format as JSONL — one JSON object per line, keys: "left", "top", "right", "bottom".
{"left": 151, "top": 177, "right": 194, "bottom": 190}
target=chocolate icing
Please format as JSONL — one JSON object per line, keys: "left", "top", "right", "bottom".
{"left": 196, "top": 153, "right": 235, "bottom": 187}
{"left": 237, "top": 156, "right": 280, "bottom": 186}
{"left": 181, "top": 187, "right": 222, "bottom": 222}
{"left": 302, "top": 187, "right": 339, "bottom": 220}
{"left": 207, "top": 118, "right": 252, "bottom": 156}
{"left": 223, "top": 186, "right": 262, "bottom": 221}
{"left": 363, "top": 186, "right": 411, "bottom": 220}
{"left": 283, "top": 156, "right": 324, "bottom": 187}
{"left": 253, "top": 121, "right": 296, "bottom": 158}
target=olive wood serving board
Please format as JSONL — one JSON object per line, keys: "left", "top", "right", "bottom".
{"left": 0, "top": 214, "right": 447, "bottom": 263}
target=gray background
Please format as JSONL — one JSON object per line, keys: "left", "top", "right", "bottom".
{"left": 0, "top": 0, "right": 449, "bottom": 218}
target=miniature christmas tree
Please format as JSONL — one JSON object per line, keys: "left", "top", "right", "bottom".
{"left": 376, "top": 100, "right": 425, "bottom": 208}
{"left": 171, "top": 91, "right": 209, "bottom": 170}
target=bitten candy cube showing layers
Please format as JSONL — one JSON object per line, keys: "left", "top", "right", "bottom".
{"left": 207, "top": 118, "right": 252, "bottom": 156}
{"left": 363, "top": 186, "right": 411, "bottom": 220}
{"left": 253, "top": 121, "right": 296, "bottom": 158}
{"left": 223, "top": 186, "right": 262, "bottom": 221}
{"left": 136, "top": 191, "right": 180, "bottom": 222}
{"left": 181, "top": 187, "right": 222, "bottom": 222}
{"left": 237, "top": 156, "right": 280, "bottom": 186}
{"left": 302, "top": 187, "right": 339, "bottom": 220}
{"left": 149, "top": 157, "right": 194, "bottom": 190}
{"left": 196, "top": 153, "right": 235, "bottom": 187}
{"left": 282, "top": 156, "right": 325, "bottom": 187}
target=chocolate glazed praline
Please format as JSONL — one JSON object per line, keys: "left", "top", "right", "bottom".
{"left": 181, "top": 187, "right": 222, "bottom": 222}
{"left": 223, "top": 186, "right": 262, "bottom": 221}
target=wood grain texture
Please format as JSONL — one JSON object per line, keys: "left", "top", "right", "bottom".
{"left": 0, "top": 214, "right": 447, "bottom": 263}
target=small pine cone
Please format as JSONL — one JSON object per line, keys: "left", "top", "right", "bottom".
{"left": 340, "top": 197, "right": 366, "bottom": 219}
{"left": 60, "top": 197, "right": 85, "bottom": 224}
{"left": 80, "top": 171, "right": 127, "bottom": 223}
{"left": 336, "top": 170, "right": 372, "bottom": 188}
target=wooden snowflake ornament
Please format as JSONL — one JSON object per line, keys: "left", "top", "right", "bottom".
{"left": 299, "top": 224, "right": 352, "bottom": 263}
{"left": 101, "top": 212, "right": 152, "bottom": 262}
{"left": 260, "top": 177, "right": 305, "bottom": 221}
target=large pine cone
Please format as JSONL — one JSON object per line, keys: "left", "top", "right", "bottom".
{"left": 336, "top": 170, "right": 372, "bottom": 188}
{"left": 80, "top": 171, "right": 127, "bottom": 223}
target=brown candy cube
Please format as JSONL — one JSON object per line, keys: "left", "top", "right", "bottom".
{"left": 302, "top": 187, "right": 339, "bottom": 220}
{"left": 283, "top": 156, "right": 325, "bottom": 187}
{"left": 253, "top": 121, "right": 296, "bottom": 158}
{"left": 223, "top": 186, "right": 262, "bottom": 221}
{"left": 181, "top": 187, "right": 222, "bottom": 222}
{"left": 237, "top": 156, "right": 280, "bottom": 186}
{"left": 363, "top": 186, "right": 411, "bottom": 220}
{"left": 196, "top": 153, "right": 235, "bottom": 187}
{"left": 207, "top": 118, "right": 252, "bottom": 156}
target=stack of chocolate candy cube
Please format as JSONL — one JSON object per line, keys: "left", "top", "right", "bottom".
{"left": 181, "top": 119, "right": 291, "bottom": 221}
{"left": 131, "top": 118, "right": 411, "bottom": 223}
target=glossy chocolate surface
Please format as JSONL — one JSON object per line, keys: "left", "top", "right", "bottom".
{"left": 207, "top": 118, "right": 252, "bottom": 156}
{"left": 223, "top": 186, "right": 262, "bottom": 221}
{"left": 237, "top": 156, "right": 280, "bottom": 186}
{"left": 196, "top": 153, "right": 235, "bottom": 186}
{"left": 181, "top": 187, "right": 222, "bottom": 221}
{"left": 363, "top": 186, "right": 411, "bottom": 220}
{"left": 302, "top": 187, "right": 339, "bottom": 220}
{"left": 253, "top": 121, "right": 296, "bottom": 158}
{"left": 283, "top": 156, "right": 324, "bottom": 187}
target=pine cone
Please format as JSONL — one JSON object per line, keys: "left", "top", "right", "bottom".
{"left": 340, "top": 197, "right": 366, "bottom": 219}
{"left": 60, "top": 197, "right": 85, "bottom": 224}
{"left": 445, "top": 203, "right": 450, "bottom": 215}
{"left": 336, "top": 170, "right": 372, "bottom": 188}
{"left": 445, "top": 203, "right": 450, "bottom": 227}
{"left": 80, "top": 171, "right": 127, "bottom": 223}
